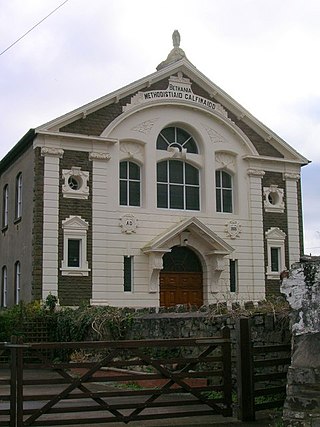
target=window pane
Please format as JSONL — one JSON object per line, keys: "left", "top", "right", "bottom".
{"left": 68, "top": 239, "right": 80, "bottom": 267}
{"left": 216, "top": 170, "right": 221, "bottom": 187}
{"left": 156, "top": 134, "right": 168, "bottom": 150}
{"left": 230, "top": 260, "right": 237, "bottom": 292}
{"left": 170, "top": 185, "right": 183, "bottom": 209}
{"left": 222, "top": 171, "right": 232, "bottom": 188}
{"left": 222, "top": 189, "right": 233, "bottom": 213}
{"left": 119, "top": 180, "right": 127, "bottom": 205}
{"left": 124, "top": 256, "right": 133, "bottom": 292}
{"left": 157, "top": 162, "right": 167, "bottom": 183}
{"left": 169, "top": 161, "right": 183, "bottom": 183}
{"left": 216, "top": 188, "right": 222, "bottom": 212}
{"left": 271, "top": 248, "right": 279, "bottom": 272}
{"left": 161, "top": 127, "right": 175, "bottom": 143}
{"left": 129, "top": 162, "right": 140, "bottom": 180}
{"left": 129, "top": 181, "right": 140, "bottom": 206}
{"left": 186, "top": 186, "right": 199, "bottom": 210}
{"left": 157, "top": 184, "right": 168, "bottom": 208}
{"left": 119, "top": 162, "right": 127, "bottom": 179}
{"left": 185, "top": 163, "right": 199, "bottom": 185}
{"left": 184, "top": 138, "right": 197, "bottom": 153}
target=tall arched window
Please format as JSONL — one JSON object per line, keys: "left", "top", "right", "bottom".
{"left": 15, "top": 173, "right": 22, "bottom": 219}
{"left": 14, "top": 261, "right": 21, "bottom": 304}
{"left": 119, "top": 161, "right": 141, "bottom": 207}
{"left": 157, "top": 160, "right": 200, "bottom": 210}
{"left": 216, "top": 170, "right": 233, "bottom": 213}
{"left": 157, "top": 127, "right": 198, "bottom": 153}
{"left": 1, "top": 266, "right": 7, "bottom": 308}
{"left": 2, "top": 185, "right": 8, "bottom": 228}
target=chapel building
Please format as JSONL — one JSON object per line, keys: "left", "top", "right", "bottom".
{"left": 0, "top": 32, "right": 309, "bottom": 308}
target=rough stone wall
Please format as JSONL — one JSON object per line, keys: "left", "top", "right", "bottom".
{"left": 281, "top": 260, "right": 320, "bottom": 426}
{"left": 32, "top": 148, "right": 44, "bottom": 300}
{"left": 263, "top": 171, "right": 289, "bottom": 296}
{"left": 58, "top": 150, "right": 93, "bottom": 305}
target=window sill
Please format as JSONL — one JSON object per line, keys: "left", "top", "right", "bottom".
{"left": 60, "top": 268, "right": 91, "bottom": 277}
{"left": 266, "top": 272, "right": 281, "bottom": 280}
{"left": 14, "top": 217, "right": 22, "bottom": 225}
{"left": 1, "top": 225, "right": 8, "bottom": 233}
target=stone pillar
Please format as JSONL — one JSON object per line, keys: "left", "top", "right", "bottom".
{"left": 41, "top": 147, "right": 64, "bottom": 301}
{"left": 281, "top": 259, "right": 320, "bottom": 426}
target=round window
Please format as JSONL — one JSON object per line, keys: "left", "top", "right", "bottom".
{"left": 68, "top": 176, "right": 81, "bottom": 191}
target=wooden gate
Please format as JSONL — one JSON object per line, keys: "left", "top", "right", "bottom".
{"left": 0, "top": 329, "right": 232, "bottom": 426}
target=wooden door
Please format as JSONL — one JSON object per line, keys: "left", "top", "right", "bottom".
{"left": 160, "top": 271, "right": 203, "bottom": 307}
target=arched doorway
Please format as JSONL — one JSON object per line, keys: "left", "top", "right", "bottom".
{"left": 160, "top": 246, "right": 203, "bottom": 307}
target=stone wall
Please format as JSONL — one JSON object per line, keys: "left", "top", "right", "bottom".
{"left": 281, "top": 258, "right": 320, "bottom": 426}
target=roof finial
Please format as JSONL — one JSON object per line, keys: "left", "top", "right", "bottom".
{"left": 172, "top": 30, "right": 180, "bottom": 48}
{"left": 156, "top": 30, "right": 186, "bottom": 71}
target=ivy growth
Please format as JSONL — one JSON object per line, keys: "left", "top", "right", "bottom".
{"left": 303, "top": 262, "right": 317, "bottom": 287}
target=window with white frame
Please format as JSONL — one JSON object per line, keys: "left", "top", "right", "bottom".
{"left": 265, "top": 227, "right": 286, "bottom": 279}
{"left": 157, "top": 160, "right": 200, "bottom": 210}
{"left": 157, "top": 127, "right": 198, "bottom": 154}
{"left": 119, "top": 161, "right": 141, "bottom": 206}
{"left": 15, "top": 173, "right": 22, "bottom": 220}
{"left": 15, "top": 261, "right": 21, "bottom": 304}
{"left": 2, "top": 185, "right": 8, "bottom": 229}
{"left": 61, "top": 216, "right": 90, "bottom": 276}
{"left": 62, "top": 167, "right": 89, "bottom": 199}
{"left": 1, "top": 266, "right": 7, "bottom": 308}
{"left": 123, "top": 256, "right": 133, "bottom": 292}
{"left": 216, "top": 170, "right": 233, "bottom": 213}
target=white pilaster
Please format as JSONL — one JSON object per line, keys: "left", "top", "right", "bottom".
{"left": 41, "top": 147, "right": 63, "bottom": 300}
{"left": 89, "top": 152, "right": 111, "bottom": 304}
{"left": 247, "top": 169, "right": 265, "bottom": 299}
{"left": 284, "top": 173, "right": 301, "bottom": 268}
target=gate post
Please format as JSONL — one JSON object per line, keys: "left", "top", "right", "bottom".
{"left": 236, "top": 317, "right": 255, "bottom": 421}
{"left": 221, "top": 326, "right": 233, "bottom": 416}
{"left": 9, "top": 335, "right": 24, "bottom": 427}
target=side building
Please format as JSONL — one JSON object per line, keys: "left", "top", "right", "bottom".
{"left": 0, "top": 34, "right": 308, "bottom": 308}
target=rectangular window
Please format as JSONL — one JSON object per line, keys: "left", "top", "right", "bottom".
{"left": 1, "top": 267, "right": 7, "bottom": 308}
{"left": 271, "top": 247, "right": 280, "bottom": 272}
{"left": 15, "top": 173, "right": 22, "bottom": 219}
{"left": 124, "top": 256, "right": 133, "bottom": 292}
{"left": 2, "top": 185, "right": 8, "bottom": 229}
{"left": 68, "top": 239, "right": 81, "bottom": 267}
{"left": 15, "top": 261, "right": 21, "bottom": 305}
{"left": 229, "top": 259, "right": 238, "bottom": 292}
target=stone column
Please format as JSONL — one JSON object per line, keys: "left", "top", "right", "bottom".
{"left": 281, "top": 259, "right": 320, "bottom": 426}
{"left": 247, "top": 169, "right": 266, "bottom": 299}
{"left": 284, "top": 173, "right": 301, "bottom": 268}
{"left": 41, "top": 147, "right": 64, "bottom": 301}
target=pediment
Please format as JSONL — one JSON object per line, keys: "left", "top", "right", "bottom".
{"left": 265, "top": 227, "right": 286, "bottom": 240}
{"left": 62, "top": 215, "right": 89, "bottom": 230}
{"left": 33, "top": 58, "right": 308, "bottom": 165}
{"left": 142, "top": 216, "right": 234, "bottom": 255}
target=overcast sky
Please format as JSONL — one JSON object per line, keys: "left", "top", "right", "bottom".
{"left": 1, "top": 0, "right": 320, "bottom": 255}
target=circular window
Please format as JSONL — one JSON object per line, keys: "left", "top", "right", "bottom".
{"left": 268, "top": 192, "right": 279, "bottom": 206}
{"left": 68, "top": 176, "right": 81, "bottom": 191}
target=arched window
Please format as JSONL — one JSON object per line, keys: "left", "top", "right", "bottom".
{"left": 1, "top": 266, "right": 7, "bottom": 308}
{"left": 216, "top": 170, "right": 233, "bottom": 213}
{"left": 15, "top": 173, "right": 22, "bottom": 219}
{"left": 14, "top": 261, "right": 21, "bottom": 304}
{"left": 157, "top": 160, "right": 200, "bottom": 210}
{"left": 2, "top": 185, "right": 8, "bottom": 228}
{"left": 119, "top": 161, "right": 141, "bottom": 207}
{"left": 157, "top": 127, "right": 198, "bottom": 153}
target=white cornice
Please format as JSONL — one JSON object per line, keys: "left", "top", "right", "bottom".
{"left": 243, "top": 154, "right": 309, "bottom": 167}
{"left": 35, "top": 130, "right": 118, "bottom": 144}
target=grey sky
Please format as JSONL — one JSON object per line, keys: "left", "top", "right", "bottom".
{"left": 1, "top": 0, "right": 319, "bottom": 254}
